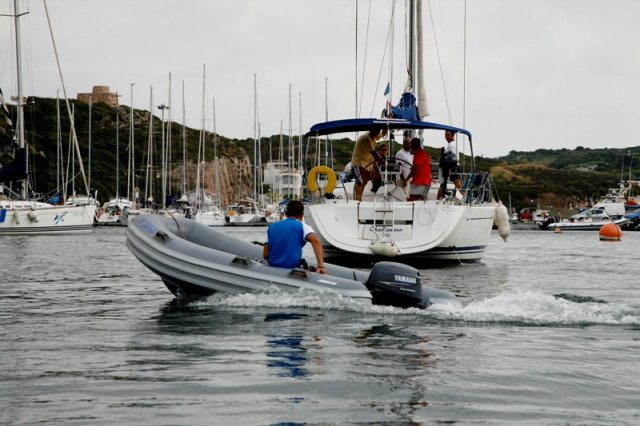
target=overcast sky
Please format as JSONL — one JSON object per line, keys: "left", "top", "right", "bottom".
{"left": 1, "top": 0, "right": 639, "bottom": 157}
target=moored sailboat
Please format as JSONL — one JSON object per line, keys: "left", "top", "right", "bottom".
{"left": 302, "top": 0, "right": 506, "bottom": 264}
{"left": 0, "top": 0, "right": 95, "bottom": 235}
{"left": 194, "top": 92, "right": 225, "bottom": 227}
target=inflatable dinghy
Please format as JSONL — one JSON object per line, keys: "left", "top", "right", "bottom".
{"left": 126, "top": 214, "right": 456, "bottom": 309}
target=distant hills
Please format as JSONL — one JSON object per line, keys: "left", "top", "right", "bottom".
{"left": 1, "top": 97, "right": 638, "bottom": 211}
{"left": 477, "top": 147, "right": 639, "bottom": 211}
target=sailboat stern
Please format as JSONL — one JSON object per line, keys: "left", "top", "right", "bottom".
{"left": 306, "top": 201, "right": 467, "bottom": 258}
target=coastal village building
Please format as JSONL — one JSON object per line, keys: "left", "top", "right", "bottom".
{"left": 77, "top": 86, "right": 119, "bottom": 107}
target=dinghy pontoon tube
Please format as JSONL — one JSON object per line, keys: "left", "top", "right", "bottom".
{"left": 126, "top": 214, "right": 456, "bottom": 309}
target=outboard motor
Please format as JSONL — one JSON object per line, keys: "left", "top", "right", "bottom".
{"left": 365, "top": 262, "right": 425, "bottom": 309}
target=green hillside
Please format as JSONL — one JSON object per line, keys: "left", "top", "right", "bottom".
{"left": 1, "top": 97, "right": 248, "bottom": 203}
{"left": 487, "top": 147, "right": 639, "bottom": 211}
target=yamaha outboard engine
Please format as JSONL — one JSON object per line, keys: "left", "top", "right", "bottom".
{"left": 365, "top": 262, "right": 425, "bottom": 309}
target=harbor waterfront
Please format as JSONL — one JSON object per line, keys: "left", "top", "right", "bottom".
{"left": 1, "top": 227, "right": 640, "bottom": 425}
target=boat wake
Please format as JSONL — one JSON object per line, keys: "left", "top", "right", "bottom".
{"left": 428, "top": 291, "right": 640, "bottom": 326}
{"left": 195, "top": 288, "right": 640, "bottom": 326}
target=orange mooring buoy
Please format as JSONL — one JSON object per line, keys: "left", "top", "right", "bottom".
{"left": 554, "top": 226, "right": 562, "bottom": 233}
{"left": 599, "top": 222, "right": 623, "bottom": 241}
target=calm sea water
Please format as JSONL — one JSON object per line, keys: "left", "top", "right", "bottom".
{"left": 1, "top": 226, "right": 640, "bottom": 425}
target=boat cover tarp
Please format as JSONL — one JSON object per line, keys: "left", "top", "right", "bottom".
{"left": 389, "top": 92, "right": 420, "bottom": 122}
{"left": 47, "top": 191, "right": 61, "bottom": 205}
{"left": 0, "top": 147, "right": 27, "bottom": 184}
{"left": 0, "top": 87, "right": 14, "bottom": 149}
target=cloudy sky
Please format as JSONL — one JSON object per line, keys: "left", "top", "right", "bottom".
{"left": 1, "top": 0, "right": 639, "bottom": 157}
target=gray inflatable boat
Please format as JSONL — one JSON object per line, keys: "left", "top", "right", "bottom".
{"left": 126, "top": 214, "right": 456, "bottom": 309}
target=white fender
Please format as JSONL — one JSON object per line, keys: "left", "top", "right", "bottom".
{"left": 494, "top": 200, "right": 511, "bottom": 241}
{"left": 13, "top": 210, "right": 20, "bottom": 225}
{"left": 370, "top": 242, "right": 401, "bottom": 257}
{"left": 28, "top": 210, "right": 39, "bottom": 223}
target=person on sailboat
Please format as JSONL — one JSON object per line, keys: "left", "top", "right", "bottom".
{"left": 401, "top": 138, "right": 431, "bottom": 201}
{"left": 438, "top": 130, "right": 462, "bottom": 199}
{"left": 395, "top": 130, "right": 414, "bottom": 197}
{"left": 369, "top": 143, "right": 390, "bottom": 193}
{"left": 375, "top": 143, "right": 389, "bottom": 159}
{"left": 262, "top": 200, "right": 326, "bottom": 274}
{"left": 351, "top": 127, "right": 387, "bottom": 200}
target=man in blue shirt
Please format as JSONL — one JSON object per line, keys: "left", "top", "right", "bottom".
{"left": 262, "top": 200, "right": 326, "bottom": 274}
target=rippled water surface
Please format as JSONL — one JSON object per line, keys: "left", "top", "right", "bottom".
{"left": 2, "top": 227, "right": 640, "bottom": 425}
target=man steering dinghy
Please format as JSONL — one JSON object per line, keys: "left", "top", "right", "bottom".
{"left": 263, "top": 200, "right": 327, "bottom": 274}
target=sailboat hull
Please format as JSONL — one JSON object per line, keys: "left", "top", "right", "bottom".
{"left": 0, "top": 201, "right": 96, "bottom": 235}
{"left": 195, "top": 209, "right": 226, "bottom": 227}
{"left": 305, "top": 201, "right": 495, "bottom": 264}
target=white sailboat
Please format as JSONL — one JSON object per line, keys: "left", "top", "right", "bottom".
{"left": 0, "top": 0, "right": 95, "bottom": 235}
{"left": 95, "top": 105, "right": 130, "bottom": 226}
{"left": 225, "top": 198, "right": 266, "bottom": 226}
{"left": 194, "top": 94, "right": 225, "bottom": 227}
{"left": 261, "top": 87, "right": 305, "bottom": 223}
{"left": 225, "top": 73, "right": 267, "bottom": 227}
{"left": 303, "top": 0, "right": 508, "bottom": 263}
{"left": 123, "top": 86, "right": 157, "bottom": 225}
{"left": 190, "top": 66, "right": 224, "bottom": 227}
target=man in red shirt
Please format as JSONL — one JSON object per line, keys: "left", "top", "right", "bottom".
{"left": 401, "top": 138, "right": 431, "bottom": 201}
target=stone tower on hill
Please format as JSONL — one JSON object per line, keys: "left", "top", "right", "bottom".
{"left": 77, "top": 86, "right": 118, "bottom": 107}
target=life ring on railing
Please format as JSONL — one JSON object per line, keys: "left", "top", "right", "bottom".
{"left": 307, "top": 166, "right": 337, "bottom": 194}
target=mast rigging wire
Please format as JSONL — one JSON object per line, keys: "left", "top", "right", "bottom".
{"left": 357, "top": 0, "right": 372, "bottom": 118}
{"left": 43, "top": 0, "right": 91, "bottom": 196}
{"left": 368, "top": 0, "right": 396, "bottom": 117}
{"left": 426, "top": 0, "right": 452, "bottom": 125}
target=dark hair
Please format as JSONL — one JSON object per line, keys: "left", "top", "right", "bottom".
{"left": 410, "top": 137, "right": 422, "bottom": 149}
{"left": 285, "top": 200, "right": 304, "bottom": 217}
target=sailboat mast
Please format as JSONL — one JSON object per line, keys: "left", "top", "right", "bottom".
{"left": 213, "top": 97, "right": 221, "bottom": 209}
{"left": 56, "top": 93, "right": 61, "bottom": 197}
{"left": 71, "top": 105, "right": 75, "bottom": 197}
{"left": 298, "top": 91, "right": 302, "bottom": 172}
{"left": 355, "top": 0, "right": 358, "bottom": 119}
{"left": 158, "top": 101, "right": 167, "bottom": 207}
{"left": 408, "top": 0, "right": 415, "bottom": 93}
{"left": 258, "top": 123, "right": 262, "bottom": 200}
{"left": 12, "top": 0, "right": 26, "bottom": 199}
{"left": 43, "top": 0, "right": 90, "bottom": 198}
{"left": 88, "top": 96, "right": 92, "bottom": 194}
{"left": 128, "top": 83, "right": 135, "bottom": 202}
{"left": 325, "top": 77, "right": 329, "bottom": 167}
{"left": 279, "top": 121, "right": 284, "bottom": 197}
{"left": 115, "top": 106, "right": 119, "bottom": 199}
{"left": 167, "top": 72, "right": 172, "bottom": 201}
{"left": 144, "top": 87, "right": 154, "bottom": 205}
{"left": 253, "top": 73, "right": 258, "bottom": 202}
{"left": 181, "top": 80, "right": 186, "bottom": 197}
{"left": 70, "top": 105, "right": 75, "bottom": 197}
{"left": 416, "top": 0, "right": 428, "bottom": 117}
{"left": 288, "top": 83, "right": 292, "bottom": 171}
{"left": 196, "top": 65, "right": 206, "bottom": 209}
